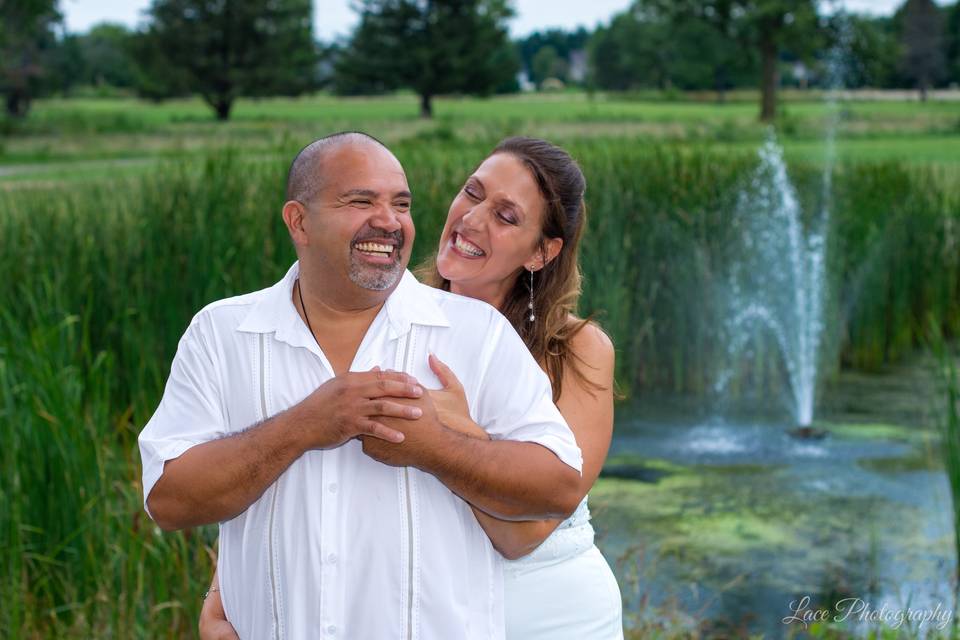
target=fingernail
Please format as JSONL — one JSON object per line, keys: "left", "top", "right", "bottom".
{"left": 410, "top": 407, "right": 422, "bottom": 418}
{"left": 394, "top": 432, "right": 405, "bottom": 443}
{"left": 411, "top": 385, "right": 423, "bottom": 397}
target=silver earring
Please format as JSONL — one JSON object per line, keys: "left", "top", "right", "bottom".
{"left": 527, "top": 269, "right": 535, "bottom": 323}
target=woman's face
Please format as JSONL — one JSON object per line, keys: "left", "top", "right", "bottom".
{"left": 436, "top": 153, "right": 552, "bottom": 303}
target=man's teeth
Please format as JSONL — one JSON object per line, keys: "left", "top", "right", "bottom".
{"left": 354, "top": 241, "right": 395, "bottom": 255}
{"left": 455, "top": 234, "right": 484, "bottom": 257}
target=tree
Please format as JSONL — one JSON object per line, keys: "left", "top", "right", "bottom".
{"left": 136, "top": 0, "right": 317, "bottom": 120}
{"left": 78, "top": 23, "right": 139, "bottom": 90}
{"left": 830, "top": 14, "right": 900, "bottom": 89}
{"left": 518, "top": 28, "right": 589, "bottom": 85}
{"left": 649, "top": 0, "right": 820, "bottom": 120}
{"left": 587, "top": 6, "right": 678, "bottom": 91}
{"left": 947, "top": 1, "right": 960, "bottom": 84}
{"left": 0, "top": 0, "right": 61, "bottom": 118}
{"left": 335, "top": 0, "right": 517, "bottom": 118}
{"left": 531, "top": 45, "right": 568, "bottom": 85}
{"left": 898, "top": 0, "right": 946, "bottom": 100}
{"left": 587, "top": 2, "right": 754, "bottom": 97}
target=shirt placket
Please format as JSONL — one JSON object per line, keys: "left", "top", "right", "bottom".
{"left": 318, "top": 327, "right": 386, "bottom": 639}
{"left": 319, "top": 447, "right": 341, "bottom": 638}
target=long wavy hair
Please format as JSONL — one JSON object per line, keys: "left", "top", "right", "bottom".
{"left": 417, "top": 137, "right": 603, "bottom": 402}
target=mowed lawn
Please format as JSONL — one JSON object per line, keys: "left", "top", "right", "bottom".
{"left": 1, "top": 91, "right": 958, "bottom": 184}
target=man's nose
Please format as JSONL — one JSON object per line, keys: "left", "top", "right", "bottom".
{"left": 368, "top": 202, "right": 402, "bottom": 232}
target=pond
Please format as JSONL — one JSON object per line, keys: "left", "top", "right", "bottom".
{"left": 591, "top": 352, "right": 955, "bottom": 637}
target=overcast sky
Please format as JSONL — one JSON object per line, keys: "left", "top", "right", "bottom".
{"left": 62, "top": 0, "right": 922, "bottom": 39}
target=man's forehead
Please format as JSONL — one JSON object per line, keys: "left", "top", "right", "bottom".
{"left": 327, "top": 169, "right": 408, "bottom": 195}
{"left": 322, "top": 144, "right": 408, "bottom": 194}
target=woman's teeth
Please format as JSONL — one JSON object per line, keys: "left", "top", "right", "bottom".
{"left": 454, "top": 234, "right": 485, "bottom": 257}
{"left": 354, "top": 241, "right": 395, "bottom": 256}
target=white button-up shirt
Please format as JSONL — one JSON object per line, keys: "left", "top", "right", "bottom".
{"left": 139, "top": 262, "right": 582, "bottom": 640}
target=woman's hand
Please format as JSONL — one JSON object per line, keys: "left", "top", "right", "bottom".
{"left": 199, "top": 571, "right": 239, "bottom": 640}
{"left": 427, "top": 354, "right": 488, "bottom": 440}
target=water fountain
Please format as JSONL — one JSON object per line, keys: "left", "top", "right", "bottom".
{"left": 715, "top": 130, "right": 829, "bottom": 432}
{"left": 714, "top": 19, "right": 847, "bottom": 434}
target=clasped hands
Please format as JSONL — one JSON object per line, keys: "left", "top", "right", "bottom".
{"left": 294, "top": 354, "right": 487, "bottom": 469}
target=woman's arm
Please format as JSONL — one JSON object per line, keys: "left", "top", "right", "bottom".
{"left": 431, "top": 325, "right": 616, "bottom": 560}
{"left": 199, "top": 566, "right": 239, "bottom": 640}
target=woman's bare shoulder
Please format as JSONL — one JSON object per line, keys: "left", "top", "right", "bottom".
{"left": 567, "top": 316, "right": 614, "bottom": 367}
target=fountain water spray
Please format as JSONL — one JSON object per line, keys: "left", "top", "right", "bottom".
{"left": 715, "top": 131, "right": 827, "bottom": 426}
{"left": 715, "top": 12, "right": 849, "bottom": 428}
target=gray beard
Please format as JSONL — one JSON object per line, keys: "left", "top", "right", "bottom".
{"left": 348, "top": 257, "right": 403, "bottom": 291}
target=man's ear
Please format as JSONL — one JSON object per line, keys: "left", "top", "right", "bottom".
{"left": 526, "top": 237, "right": 564, "bottom": 272}
{"left": 282, "top": 200, "right": 308, "bottom": 246}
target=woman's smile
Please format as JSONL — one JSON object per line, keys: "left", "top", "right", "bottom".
{"left": 450, "top": 231, "right": 486, "bottom": 258}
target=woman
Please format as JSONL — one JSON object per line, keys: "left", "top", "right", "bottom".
{"left": 200, "top": 137, "right": 623, "bottom": 639}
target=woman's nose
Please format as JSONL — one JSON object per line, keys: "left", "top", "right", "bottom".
{"left": 460, "top": 204, "right": 488, "bottom": 231}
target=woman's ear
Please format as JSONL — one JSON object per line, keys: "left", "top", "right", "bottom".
{"left": 526, "top": 237, "right": 564, "bottom": 271}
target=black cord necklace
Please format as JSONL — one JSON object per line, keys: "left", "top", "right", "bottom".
{"left": 296, "top": 278, "right": 318, "bottom": 345}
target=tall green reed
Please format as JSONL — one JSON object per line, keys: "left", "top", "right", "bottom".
{"left": 929, "top": 320, "right": 960, "bottom": 635}
{"left": 0, "top": 152, "right": 295, "bottom": 637}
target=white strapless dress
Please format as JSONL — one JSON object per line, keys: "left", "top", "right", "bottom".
{"left": 503, "top": 497, "right": 623, "bottom": 639}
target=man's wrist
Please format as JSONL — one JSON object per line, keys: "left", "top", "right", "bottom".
{"left": 270, "top": 403, "right": 316, "bottom": 455}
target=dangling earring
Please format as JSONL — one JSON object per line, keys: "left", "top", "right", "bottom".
{"left": 527, "top": 268, "right": 535, "bottom": 323}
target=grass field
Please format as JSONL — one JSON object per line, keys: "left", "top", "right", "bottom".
{"left": 2, "top": 91, "right": 959, "bottom": 637}
{"left": 2, "top": 91, "right": 959, "bottom": 172}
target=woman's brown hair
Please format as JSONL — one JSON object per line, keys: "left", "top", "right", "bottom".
{"left": 418, "top": 136, "right": 603, "bottom": 402}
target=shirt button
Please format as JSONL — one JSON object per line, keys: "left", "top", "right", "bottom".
{"left": 328, "top": 483, "right": 338, "bottom": 493}
{"left": 327, "top": 553, "right": 338, "bottom": 564}
{"left": 327, "top": 625, "right": 337, "bottom": 635}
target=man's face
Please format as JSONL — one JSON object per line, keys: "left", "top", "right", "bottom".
{"left": 303, "top": 143, "right": 415, "bottom": 292}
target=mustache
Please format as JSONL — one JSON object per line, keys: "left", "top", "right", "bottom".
{"left": 352, "top": 228, "right": 404, "bottom": 249}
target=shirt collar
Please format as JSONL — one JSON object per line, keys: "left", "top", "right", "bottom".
{"left": 237, "top": 261, "right": 450, "bottom": 343}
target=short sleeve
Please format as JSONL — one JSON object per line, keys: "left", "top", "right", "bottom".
{"left": 138, "top": 314, "right": 227, "bottom": 517}
{"left": 473, "top": 314, "right": 583, "bottom": 473}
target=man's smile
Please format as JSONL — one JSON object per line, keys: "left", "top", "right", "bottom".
{"left": 354, "top": 241, "right": 396, "bottom": 260}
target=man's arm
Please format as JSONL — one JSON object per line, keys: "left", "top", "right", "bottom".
{"left": 149, "top": 406, "right": 309, "bottom": 530}
{"left": 146, "top": 370, "right": 424, "bottom": 530}
{"left": 441, "top": 324, "right": 616, "bottom": 559}
{"left": 423, "top": 432, "right": 582, "bottom": 520}
{"left": 362, "top": 403, "right": 581, "bottom": 521}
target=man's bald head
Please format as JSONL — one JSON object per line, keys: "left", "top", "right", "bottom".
{"left": 286, "top": 131, "right": 392, "bottom": 203}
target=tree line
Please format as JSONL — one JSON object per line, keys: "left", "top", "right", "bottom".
{"left": 1, "top": 0, "right": 958, "bottom": 123}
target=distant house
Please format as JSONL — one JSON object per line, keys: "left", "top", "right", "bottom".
{"left": 541, "top": 78, "right": 565, "bottom": 92}
{"left": 791, "top": 61, "right": 809, "bottom": 90}
{"left": 517, "top": 69, "right": 536, "bottom": 92}
{"left": 569, "top": 50, "right": 587, "bottom": 84}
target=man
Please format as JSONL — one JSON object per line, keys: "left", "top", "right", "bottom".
{"left": 139, "top": 132, "right": 583, "bottom": 639}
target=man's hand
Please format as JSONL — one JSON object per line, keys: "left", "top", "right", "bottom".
{"left": 147, "top": 368, "right": 425, "bottom": 530}
{"left": 296, "top": 368, "right": 426, "bottom": 448}
{"left": 360, "top": 392, "right": 449, "bottom": 467}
